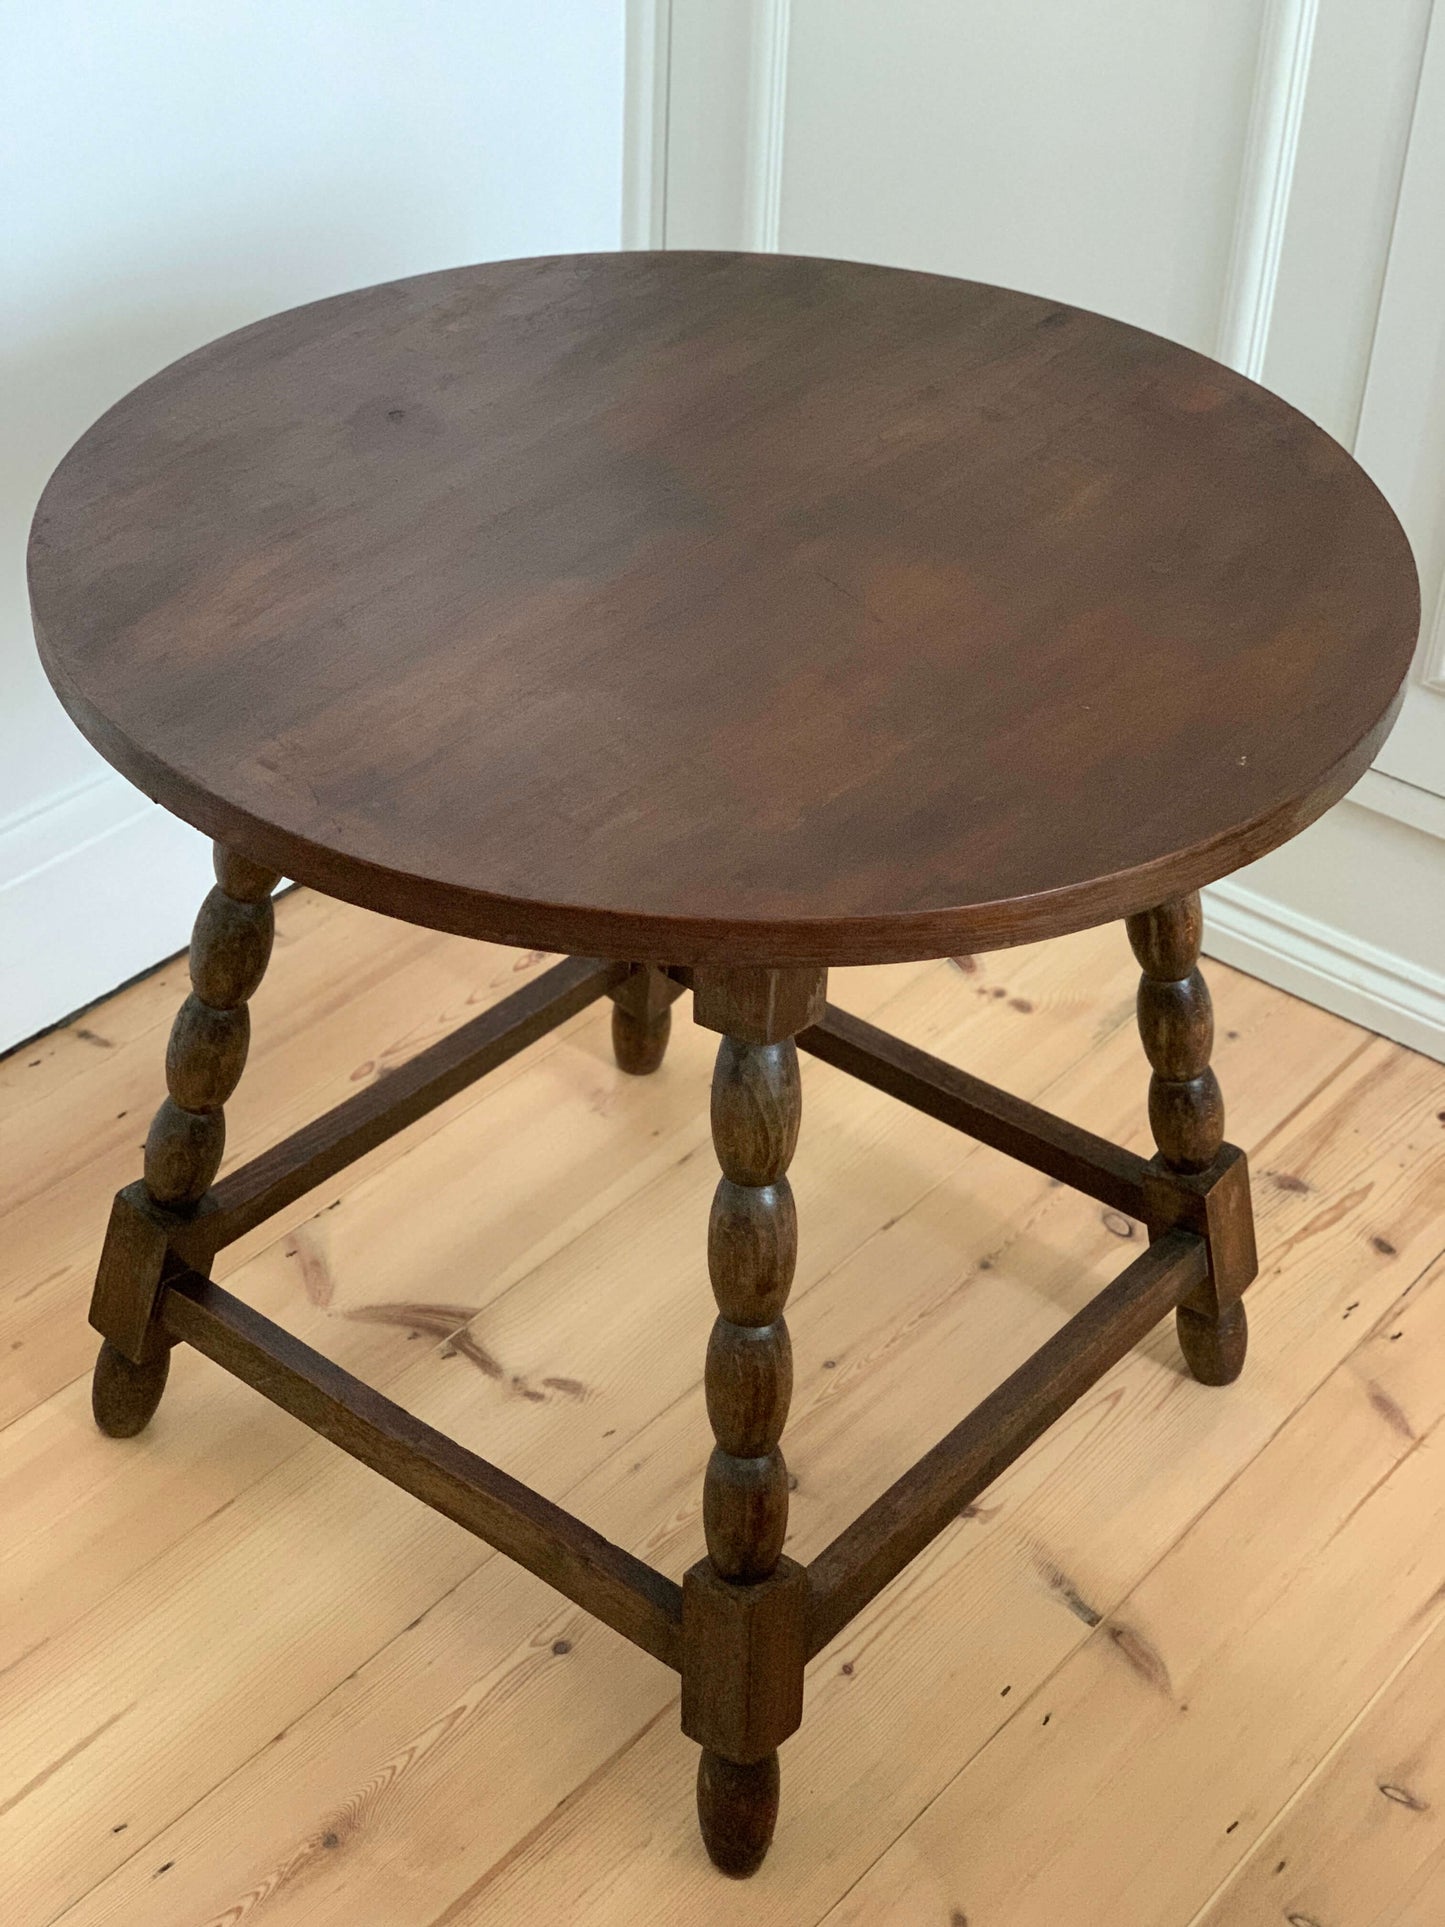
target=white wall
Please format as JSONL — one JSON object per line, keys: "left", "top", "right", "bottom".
{"left": 1, "top": 0, "right": 625, "bottom": 1049}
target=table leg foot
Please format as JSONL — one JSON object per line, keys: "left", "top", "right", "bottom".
{"left": 697, "top": 1748, "right": 780, "bottom": 1877}
{"left": 1177, "top": 1298, "right": 1248, "bottom": 1386}
{"left": 611, "top": 1001, "right": 671, "bottom": 1074}
{"left": 608, "top": 964, "right": 677, "bottom": 1075}
{"left": 92, "top": 1338, "right": 171, "bottom": 1436}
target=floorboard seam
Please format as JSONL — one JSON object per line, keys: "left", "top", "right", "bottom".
{"left": 808, "top": 1233, "right": 1445, "bottom": 1924}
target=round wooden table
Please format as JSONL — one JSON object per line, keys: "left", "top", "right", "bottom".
{"left": 29, "top": 253, "right": 1420, "bottom": 1878}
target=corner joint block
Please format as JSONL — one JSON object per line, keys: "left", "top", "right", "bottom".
{"left": 1142, "top": 1143, "right": 1257, "bottom": 1316}
{"left": 681, "top": 1556, "right": 808, "bottom": 1763}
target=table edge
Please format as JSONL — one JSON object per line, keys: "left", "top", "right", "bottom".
{"left": 34, "top": 626, "right": 1407, "bottom": 967}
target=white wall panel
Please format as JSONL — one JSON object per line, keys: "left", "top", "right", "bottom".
{"left": 1261, "top": 0, "right": 1432, "bottom": 441}
{"left": 777, "top": 0, "right": 1263, "bottom": 350}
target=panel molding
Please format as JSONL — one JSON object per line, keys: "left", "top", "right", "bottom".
{"left": 1216, "top": 0, "right": 1321, "bottom": 377}
{"left": 744, "top": 0, "right": 792, "bottom": 251}
{"left": 647, "top": 0, "right": 793, "bottom": 251}
{"left": 622, "top": 0, "right": 672, "bottom": 248}
{"left": 1424, "top": 584, "right": 1445, "bottom": 691}
{"left": 1203, "top": 873, "right": 1445, "bottom": 1063}
{"left": 1352, "top": 0, "right": 1445, "bottom": 780}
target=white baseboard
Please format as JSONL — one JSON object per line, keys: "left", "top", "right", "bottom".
{"left": 0, "top": 772, "right": 215, "bottom": 1053}
{"left": 1203, "top": 874, "right": 1445, "bottom": 1062}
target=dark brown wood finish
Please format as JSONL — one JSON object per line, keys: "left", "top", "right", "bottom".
{"left": 30, "top": 253, "right": 1418, "bottom": 966}
{"left": 1128, "top": 893, "right": 1222, "bottom": 1173}
{"left": 684, "top": 965, "right": 824, "bottom": 1875}
{"left": 607, "top": 963, "right": 681, "bottom": 1075}
{"left": 695, "top": 1751, "right": 782, "bottom": 1883}
{"left": 148, "top": 845, "right": 278, "bottom": 1210}
{"left": 91, "top": 842, "right": 279, "bottom": 1435}
{"left": 1128, "top": 894, "right": 1255, "bottom": 1384}
{"left": 90, "top": 1338, "right": 171, "bottom": 1439}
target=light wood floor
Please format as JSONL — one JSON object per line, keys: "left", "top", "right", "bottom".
{"left": 4, "top": 888, "right": 1445, "bottom": 1926}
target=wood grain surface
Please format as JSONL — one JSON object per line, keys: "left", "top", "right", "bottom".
{"left": 29, "top": 252, "right": 1419, "bottom": 962}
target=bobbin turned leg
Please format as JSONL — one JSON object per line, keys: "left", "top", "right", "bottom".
{"left": 90, "top": 843, "right": 280, "bottom": 1436}
{"left": 607, "top": 964, "right": 680, "bottom": 1075}
{"left": 1127, "top": 892, "right": 1250, "bottom": 1385}
{"left": 682, "top": 965, "right": 824, "bottom": 1876}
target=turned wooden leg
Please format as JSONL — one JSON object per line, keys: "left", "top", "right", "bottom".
{"left": 90, "top": 843, "right": 280, "bottom": 1436}
{"left": 1127, "top": 891, "right": 1249, "bottom": 1386}
{"left": 607, "top": 963, "right": 680, "bottom": 1074}
{"left": 681, "top": 966, "right": 824, "bottom": 1876}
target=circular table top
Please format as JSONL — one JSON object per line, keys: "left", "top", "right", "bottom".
{"left": 30, "top": 252, "right": 1418, "bottom": 965}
